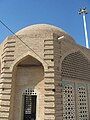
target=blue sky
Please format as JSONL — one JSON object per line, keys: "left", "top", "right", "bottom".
{"left": 0, "top": 0, "right": 90, "bottom": 47}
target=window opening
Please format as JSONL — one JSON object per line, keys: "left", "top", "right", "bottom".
{"left": 77, "top": 86, "right": 89, "bottom": 120}
{"left": 63, "top": 85, "right": 76, "bottom": 120}
{"left": 23, "top": 89, "right": 37, "bottom": 120}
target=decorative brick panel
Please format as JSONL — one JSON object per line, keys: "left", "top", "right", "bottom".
{"left": 61, "top": 51, "right": 90, "bottom": 81}
{"left": 44, "top": 38, "right": 55, "bottom": 120}
{"left": 0, "top": 37, "right": 16, "bottom": 119}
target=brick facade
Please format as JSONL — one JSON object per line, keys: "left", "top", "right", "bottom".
{"left": 0, "top": 24, "right": 90, "bottom": 120}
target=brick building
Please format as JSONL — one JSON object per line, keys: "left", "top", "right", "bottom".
{"left": 0, "top": 24, "right": 90, "bottom": 120}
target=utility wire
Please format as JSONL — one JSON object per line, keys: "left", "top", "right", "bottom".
{"left": 0, "top": 20, "right": 49, "bottom": 66}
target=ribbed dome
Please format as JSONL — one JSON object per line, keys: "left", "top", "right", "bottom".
{"left": 16, "top": 24, "right": 75, "bottom": 43}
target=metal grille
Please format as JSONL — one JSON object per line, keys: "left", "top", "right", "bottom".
{"left": 63, "top": 84, "right": 76, "bottom": 120}
{"left": 62, "top": 81, "right": 89, "bottom": 120}
{"left": 23, "top": 89, "right": 37, "bottom": 120}
{"left": 23, "top": 95, "right": 36, "bottom": 120}
{"left": 77, "top": 86, "right": 89, "bottom": 120}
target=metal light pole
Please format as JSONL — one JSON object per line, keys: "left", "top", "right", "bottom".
{"left": 78, "top": 8, "right": 89, "bottom": 48}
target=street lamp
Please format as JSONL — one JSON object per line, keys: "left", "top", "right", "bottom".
{"left": 78, "top": 8, "right": 89, "bottom": 48}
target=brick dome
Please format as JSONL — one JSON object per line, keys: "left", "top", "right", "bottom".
{"left": 16, "top": 24, "right": 75, "bottom": 43}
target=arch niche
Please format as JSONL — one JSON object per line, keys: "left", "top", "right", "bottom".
{"left": 61, "top": 51, "right": 90, "bottom": 120}
{"left": 10, "top": 55, "right": 44, "bottom": 120}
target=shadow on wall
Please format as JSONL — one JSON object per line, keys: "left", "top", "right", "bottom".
{"left": 13, "top": 55, "right": 44, "bottom": 87}
{"left": 10, "top": 55, "right": 44, "bottom": 120}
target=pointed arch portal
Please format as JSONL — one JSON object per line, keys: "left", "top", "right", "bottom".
{"left": 61, "top": 51, "right": 90, "bottom": 120}
{"left": 10, "top": 55, "right": 44, "bottom": 120}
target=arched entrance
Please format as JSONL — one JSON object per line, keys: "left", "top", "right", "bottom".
{"left": 10, "top": 55, "right": 44, "bottom": 120}
{"left": 61, "top": 51, "right": 90, "bottom": 120}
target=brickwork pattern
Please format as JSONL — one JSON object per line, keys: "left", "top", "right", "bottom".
{"left": 61, "top": 51, "right": 90, "bottom": 81}
{"left": 44, "top": 38, "right": 55, "bottom": 120}
{"left": 76, "top": 84, "right": 89, "bottom": 120}
{"left": 62, "top": 80, "right": 89, "bottom": 120}
{"left": 0, "top": 24, "right": 90, "bottom": 120}
{"left": 61, "top": 50, "right": 90, "bottom": 120}
{"left": 62, "top": 83, "right": 76, "bottom": 120}
{"left": 53, "top": 34, "right": 63, "bottom": 120}
{"left": 0, "top": 37, "right": 16, "bottom": 120}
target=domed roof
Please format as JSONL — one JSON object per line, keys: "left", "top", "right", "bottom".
{"left": 16, "top": 24, "right": 64, "bottom": 34}
{"left": 16, "top": 24, "right": 75, "bottom": 43}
